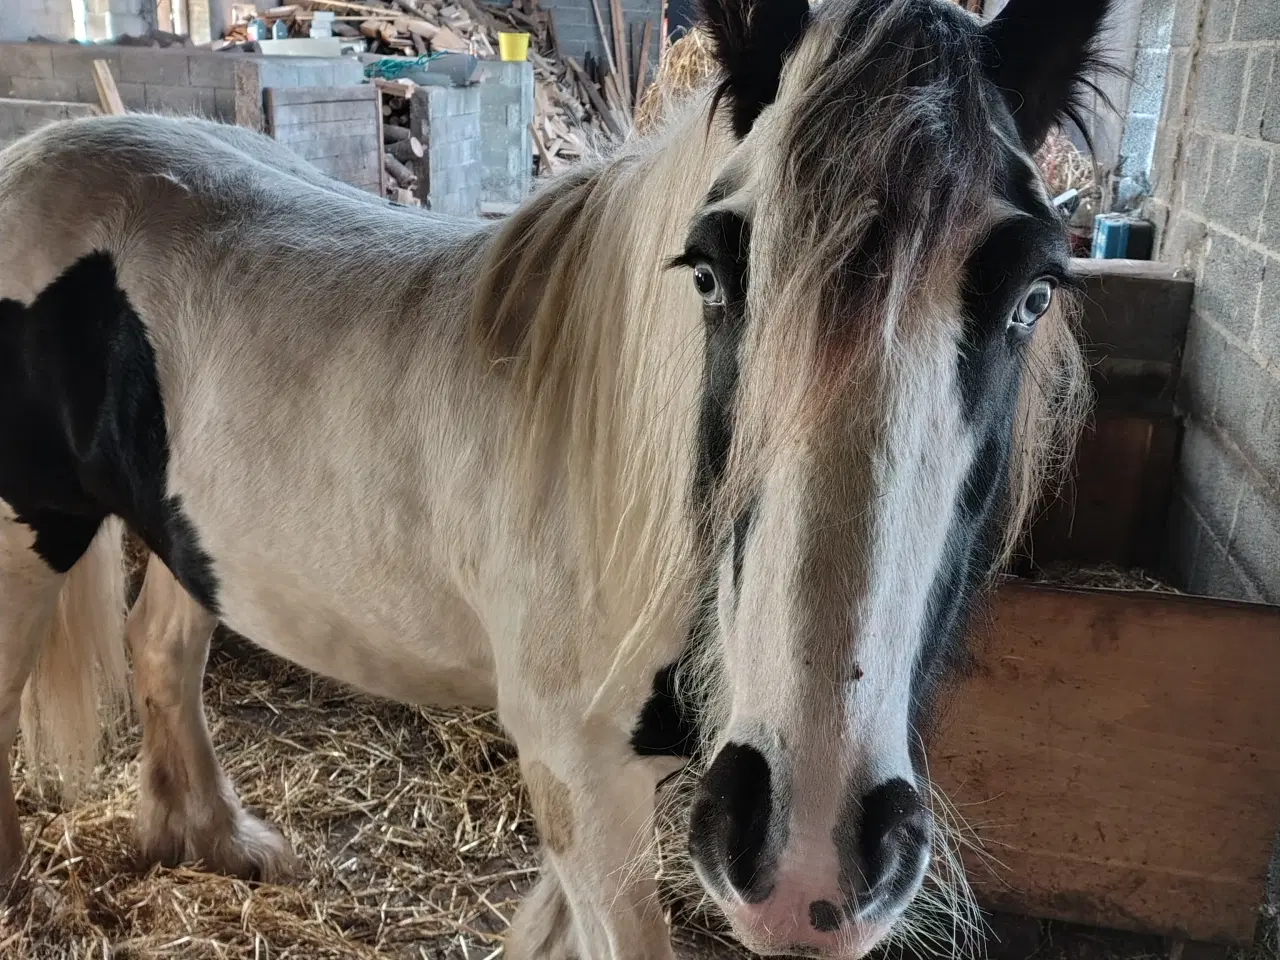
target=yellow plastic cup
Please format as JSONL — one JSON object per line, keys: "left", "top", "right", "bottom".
{"left": 498, "top": 31, "right": 530, "bottom": 61}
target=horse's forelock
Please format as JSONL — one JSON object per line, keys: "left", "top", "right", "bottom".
{"left": 770, "top": 0, "right": 996, "bottom": 347}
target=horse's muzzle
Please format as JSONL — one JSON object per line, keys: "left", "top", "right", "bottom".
{"left": 689, "top": 748, "right": 931, "bottom": 958}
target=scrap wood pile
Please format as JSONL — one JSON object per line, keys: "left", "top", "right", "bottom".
{"left": 221, "top": 0, "right": 658, "bottom": 175}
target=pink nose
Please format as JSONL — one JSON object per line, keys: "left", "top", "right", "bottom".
{"left": 726, "top": 886, "right": 888, "bottom": 958}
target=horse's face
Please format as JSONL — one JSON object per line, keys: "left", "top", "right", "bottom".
{"left": 676, "top": 0, "right": 1106, "bottom": 955}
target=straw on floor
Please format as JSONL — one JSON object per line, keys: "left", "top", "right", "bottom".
{"left": 2, "top": 631, "right": 750, "bottom": 960}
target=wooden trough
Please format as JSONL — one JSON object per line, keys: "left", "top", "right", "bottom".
{"left": 933, "top": 259, "right": 1280, "bottom": 948}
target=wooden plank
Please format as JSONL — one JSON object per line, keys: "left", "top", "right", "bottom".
{"left": 589, "top": 0, "right": 617, "bottom": 77}
{"left": 1071, "top": 257, "right": 1191, "bottom": 281}
{"left": 91, "top": 60, "right": 126, "bottom": 115}
{"left": 273, "top": 118, "right": 378, "bottom": 144}
{"left": 269, "top": 98, "right": 378, "bottom": 126}
{"left": 634, "top": 19, "right": 652, "bottom": 111}
{"left": 375, "top": 84, "right": 387, "bottom": 197}
{"left": 311, "top": 151, "right": 381, "bottom": 184}
{"left": 1069, "top": 257, "right": 1194, "bottom": 416}
{"left": 566, "top": 57, "right": 622, "bottom": 138}
{"left": 282, "top": 133, "right": 379, "bottom": 161}
{"left": 610, "top": 0, "right": 630, "bottom": 106}
{"left": 1027, "top": 413, "right": 1180, "bottom": 569}
{"left": 529, "top": 120, "right": 554, "bottom": 174}
{"left": 264, "top": 85, "right": 377, "bottom": 107}
{"left": 933, "top": 582, "right": 1280, "bottom": 945}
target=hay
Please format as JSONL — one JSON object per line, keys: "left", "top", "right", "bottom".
{"left": 635, "top": 28, "right": 719, "bottom": 134}
{"left": 1033, "top": 129, "right": 1099, "bottom": 200}
{"left": 1028, "top": 562, "right": 1181, "bottom": 594}
{"left": 1, "top": 629, "right": 750, "bottom": 959}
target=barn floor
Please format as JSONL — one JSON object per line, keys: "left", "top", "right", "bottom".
{"left": 0, "top": 635, "right": 749, "bottom": 960}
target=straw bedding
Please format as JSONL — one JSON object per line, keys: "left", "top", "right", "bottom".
{"left": 2, "top": 629, "right": 747, "bottom": 959}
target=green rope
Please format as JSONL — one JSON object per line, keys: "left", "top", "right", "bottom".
{"left": 363, "top": 54, "right": 447, "bottom": 81}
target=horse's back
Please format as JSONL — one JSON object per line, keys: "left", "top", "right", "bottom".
{"left": 0, "top": 115, "right": 502, "bottom": 686}
{"left": 0, "top": 113, "right": 484, "bottom": 301}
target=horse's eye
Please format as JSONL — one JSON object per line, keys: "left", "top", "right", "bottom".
{"left": 1014, "top": 278, "right": 1054, "bottom": 328}
{"left": 693, "top": 263, "right": 722, "bottom": 305}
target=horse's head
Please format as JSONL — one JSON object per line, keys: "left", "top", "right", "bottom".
{"left": 674, "top": 0, "right": 1107, "bottom": 954}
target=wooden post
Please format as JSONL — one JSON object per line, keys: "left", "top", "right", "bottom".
{"left": 92, "top": 60, "right": 126, "bottom": 115}
{"left": 589, "top": 0, "right": 617, "bottom": 77}
{"left": 635, "top": 20, "right": 653, "bottom": 111}
{"left": 609, "top": 0, "right": 631, "bottom": 106}
{"left": 375, "top": 84, "right": 388, "bottom": 197}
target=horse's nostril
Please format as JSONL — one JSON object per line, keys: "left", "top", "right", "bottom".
{"left": 856, "top": 777, "right": 931, "bottom": 898}
{"left": 809, "top": 898, "right": 842, "bottom": 932}
{"left": 688, "top": 741, "right": 775, "bottom": 901}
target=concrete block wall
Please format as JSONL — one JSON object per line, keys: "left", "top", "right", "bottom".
{"left": 1116, "top": 0, "right": 1175, "bottom": 205}
{"left": 0, "top": 97, "right": 98, "bottom": 147}
{"left": 536, "top": 0, "right": 661, "bottom": 76}
{"left": 1144, "top": 0, "right": 1280, "bottom": 603}
{"left": 0, "top": 42, "right": 365, "bottom": 145}
{"left": 1, "top": 0, "right": 76, "bottom": 42}
{"left": 413, "top": 85, "right": 483, "bottom": 217}
{"left": 474, "top": 60, "right": 533, "bottom": 205}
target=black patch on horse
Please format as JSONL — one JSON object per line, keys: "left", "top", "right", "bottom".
{"left": 913, "top": 135, "right": 1072, "bottom": 726}
{"left": 630, "top": 662, "right": 699, "bottom": 757}
{"left": 632, "top": 209, "right": 753, "bottom": 760}
{"left": 0, "top": 252, "right": 220, "bottom": 611}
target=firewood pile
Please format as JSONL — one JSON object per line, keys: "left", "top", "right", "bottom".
{"left": 380, "top": 85, "right": 423, "bottom": 202}
{"left": 222, "top": 0, "right": 658, "bottom": 176}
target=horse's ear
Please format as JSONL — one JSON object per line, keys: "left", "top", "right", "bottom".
{"left": 982, "top": 0, "right": 1112, "bottom": 149}
{"left": 699, "top": 0, "right": 810, "bottom": 138}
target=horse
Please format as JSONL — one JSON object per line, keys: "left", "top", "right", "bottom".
{"left": 0, "top": 0, "right": 1107, "bottom": 955}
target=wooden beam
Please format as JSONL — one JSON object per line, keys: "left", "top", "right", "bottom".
{"left": 588, "top": 0, "right": 617, "bottom": 78}
{"left": 529, "top": 120, "right": 554, "bottom": 174}
{"left": 932, "top": 582, "right": 1280, "bottom": 944}
{"left": 609, "top": 0, "right": 630, "bottom": 107}
{"left": 566, "top": 57, "right": 622, "bottom": 138}
{"left": 634, "top": 19, "right": 652, "bottom": 111}
{"left": 91, "top": 60, "right": 126, "bottom": 115}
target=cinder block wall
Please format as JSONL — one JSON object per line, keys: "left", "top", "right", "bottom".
{"left": 537, "top": 0, "right": 661, "bottom": 75}
{"left": 474, "top": 59, "right": 533, "bottom": 205}
{"left": 0, "top": 43, "right": 365, "bottom": 147}
{"left": 1145, "top": 0, "right": 1280, "bottom": 602}
{"left": 413, "top": 85, "right": 483, "bottom": 216}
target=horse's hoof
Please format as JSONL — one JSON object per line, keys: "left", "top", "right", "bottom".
{"left": 138, "top": 807, "right": 298, "bottom": 883}
{"left": 211, "top": 810, "right": 299, "bottom": 883}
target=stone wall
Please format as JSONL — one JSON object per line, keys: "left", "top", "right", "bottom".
{"left": 1145, "top": 0, "right": 1280, "bottom": 602}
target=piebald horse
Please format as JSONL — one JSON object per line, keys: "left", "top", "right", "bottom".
{"left": 0, "top": 0, "right": 1105, "bottom": 956}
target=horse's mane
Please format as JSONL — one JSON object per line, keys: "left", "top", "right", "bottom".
{"left": 471, "top": 99, "right": 737, "bottom": 681}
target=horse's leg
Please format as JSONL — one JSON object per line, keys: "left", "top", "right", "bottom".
{"left": 0, "top": 512, "right": 69, "bottom": 877}
{"left": 129, "top": 553, "right": 296, "bottom": 880}
{"left": 504, "top": 708, "right": 673, "bottom": 960}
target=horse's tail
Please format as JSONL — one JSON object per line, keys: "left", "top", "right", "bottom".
{"left": 20, "top": 518, "right": 130, "bottom": 799}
